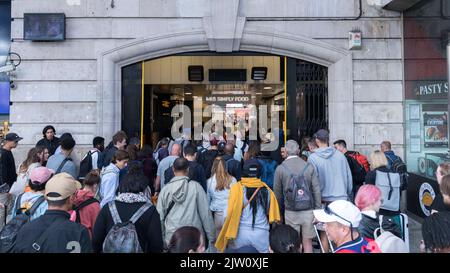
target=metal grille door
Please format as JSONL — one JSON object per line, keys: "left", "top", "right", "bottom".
{"left": 295, "top": 60, "right": 328, "bottom": 141}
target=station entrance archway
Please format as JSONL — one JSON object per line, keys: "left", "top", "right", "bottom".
{"left": 122, "top": 52, "right": 328, "bottom": 149}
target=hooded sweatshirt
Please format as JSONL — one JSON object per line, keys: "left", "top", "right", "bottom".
{"left": 69, "top": 190, "right": 100, "bottom": 238}
{"left": 307, "top": 146, "right": 353, "bottom": 202}
{"left": 156, "top": 175, "right": 215, "bottom": 247}
{"left": 99, "top": 163, "right": 120, "bottom": 208}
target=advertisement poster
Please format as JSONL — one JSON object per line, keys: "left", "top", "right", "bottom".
{"left": 424, "top": 111, "right": 448, "bottom": 147}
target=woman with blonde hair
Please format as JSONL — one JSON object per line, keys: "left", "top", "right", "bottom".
{"left": 207, "top": 157, "right": 237, "bottom": 238}
{"left": 365, "top": 150, "right": 403, "bottom": 236}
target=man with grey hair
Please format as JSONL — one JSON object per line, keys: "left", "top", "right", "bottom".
{"left": 380, "top": 140, "right": 403, "bottom": 172}
{"left": 273, "top": 139, "right": 321, "bottom": 253}
{"left": 155, "top": 143, "right": 182, "bottom": 193}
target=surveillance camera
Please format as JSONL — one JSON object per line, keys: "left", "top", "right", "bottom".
{"left": 0, "top": 63, "right": 16, "bottom": 74}
{"left": 9, "top": 81, "right": 16, "bottom": 90}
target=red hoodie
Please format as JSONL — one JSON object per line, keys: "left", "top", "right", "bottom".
{"left": 69, "top": 190, "right": 100, "bottom": 238}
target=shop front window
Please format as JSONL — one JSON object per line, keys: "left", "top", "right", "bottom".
{"left": 404, "top": 0, "right": 450, "bottom": 218}
{"left": 405, "top": 97, "right": 448, "bottom": 179}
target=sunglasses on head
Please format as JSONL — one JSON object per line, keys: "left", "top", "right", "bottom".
{"left": 324, "top": 204, "right": 354, "bottom": 241}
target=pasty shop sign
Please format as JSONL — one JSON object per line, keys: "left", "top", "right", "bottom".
{"left": 415, "top": 81, "right": 448, "bottom": 99}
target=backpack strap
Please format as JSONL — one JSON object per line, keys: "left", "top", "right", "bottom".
{"left": 74, "top": 198, "right": 99, "bottom": 223}
{"left": 83, "top": 150, "right": 92, "bottom": 161}
{"left": 163, "top": 200, "right": 176, "bottom": 223}
{"left": 27, "top": 195, "right": 46, "bottom": 216}
{"left": 243, "top": 187, "right": 262, "bottom": 211}
{"left": 32, "top": 219, "right": 63, "bottom": 252}
{"left": 281, "top": 162, "right": 310, "bottom": 177}
{"left": 108, "top": 202, "right": 122, "bottom": 225}
{"left": 386, "top": 172, "right": 393, "bottom": 201}
{"left": 15, "top": 192, "right": 25, "bottom": 214}
{"left": 56, "top": 157, "right": 71, "bottom": 174}
{"left": 129, "top": 203, "right": 152, "bottom": 224}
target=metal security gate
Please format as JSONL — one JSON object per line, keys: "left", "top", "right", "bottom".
{"left": 297, "top": 61, "right": 328, "bottom": 140}
{"left": 286, "top": 59, "right": 328, "bottom": 143}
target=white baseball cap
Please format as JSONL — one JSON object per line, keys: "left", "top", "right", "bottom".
{"left": 313, "top": 200, "right": 362, "bottom": 228}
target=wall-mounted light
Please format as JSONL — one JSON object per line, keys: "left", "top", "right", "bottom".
{"left": 251, "top": 67, "right": 267, "bottom": 80}
{"left": 188, "top": 66, "right": 204, "bottom": 82}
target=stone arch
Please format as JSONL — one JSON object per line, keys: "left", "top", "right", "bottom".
{"left": 98, "top": 29, "right": 354, "bottom": 148}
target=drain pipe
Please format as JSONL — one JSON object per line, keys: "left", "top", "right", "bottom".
{"left": 247, "top": 0, "right": 363, "bottom": 21}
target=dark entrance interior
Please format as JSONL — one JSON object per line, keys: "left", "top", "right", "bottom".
{"left": 121, "top": 54, "right": 328, "bottom": 149}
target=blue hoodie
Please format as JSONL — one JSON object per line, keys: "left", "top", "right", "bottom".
{"left": 307, "top": 146, "right": 353, "bottom": 202}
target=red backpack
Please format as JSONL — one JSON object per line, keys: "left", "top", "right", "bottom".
{"left": 347, "top": 152, "right": 370, "bottom": 173}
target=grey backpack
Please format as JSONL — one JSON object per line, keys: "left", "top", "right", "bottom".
{"left": 282, "top": 163, "right": 314, "bottom": 211}
{"left": 375, "top": 171, "right": 401, "bottom": 212}
{"left": 102, "top": 202, "right": 152, "bottom": 253}
{"left": 374, "top": 216, "right": 408, "bottom": 253}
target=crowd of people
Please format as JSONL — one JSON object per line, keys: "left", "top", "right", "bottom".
{"left": 0, "top": 124, "right": 449, "bottom": 253}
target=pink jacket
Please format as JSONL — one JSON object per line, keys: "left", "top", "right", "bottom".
{"left": 69, "top": 190, "right": 100, "bottom": 238}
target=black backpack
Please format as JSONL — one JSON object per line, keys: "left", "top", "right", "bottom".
{"left": 73, "top": 198, "right": 99, "bottom": 223}
{"left": 282, "top": 163, "right": 314, "bottom": 211}
{"left": 79, "top": 150, "right": 96, "bottom": 180}
{"left": 386, "top": 155, "right": 408, "bottom": 190}
{"left": 164, "top": 162, "right": 196, "bottom": 184}
{"left": 196, "top": 146, "right": 208, "bottom": 166}
{"left": 202, "top": 150, "right": 219, "bottom": 179}
{"left": 347, "top": 155, "right": 367, "bottom": 186}
{"left": 0, "top": 194, "right": 46, "bottom": 253}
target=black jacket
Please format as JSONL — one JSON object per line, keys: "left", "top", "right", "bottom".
{"left": 92, "top": 201, "right": 163, "bottom": 253}
{"left": 365, "top": 166, "right": 401, "bottom": 216}
{"left": 0, "top": 148, "right": 17, "bottom": 188}
{"left": 201, "top": 150, "right": 219, "bottom": 179}
{"left": 102, "top": 146, "right": 118, "bottom": 168}
{"left": 12, "top": 210, "right": 92, "bottom": 253}
{"left": 358, "top": 212, "right": 402, "bottom": 240}
{"left": 222, "top": 154, "right": 242, "bottom": 181}
{"left": 36, "top": 137, "right": 60, "bottom": 156}
{"left": 164, "top": 160, "right": 207, "bottom": 192}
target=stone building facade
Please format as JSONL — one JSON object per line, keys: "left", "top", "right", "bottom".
{"left": 8, "top": 0, "right": 403, "bottom": 164}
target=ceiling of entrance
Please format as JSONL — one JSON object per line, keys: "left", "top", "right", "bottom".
{"left": 143, "top": 55, "right": 282, "bottom": 85}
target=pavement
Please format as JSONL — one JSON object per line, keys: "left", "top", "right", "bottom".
{"left": 407, "top": 213, "right": 423, "bottom": 253}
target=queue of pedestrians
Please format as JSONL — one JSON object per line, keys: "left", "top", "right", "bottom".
{"left": 0, "top": 125, "right": 445, "bottom": 253}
